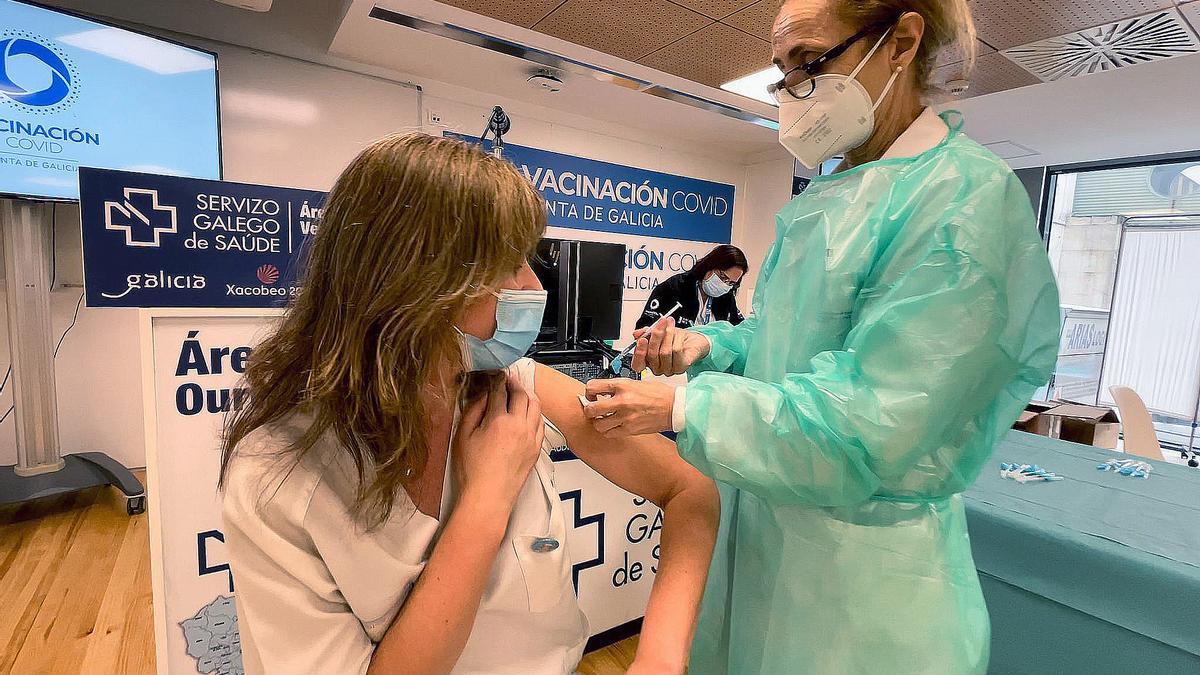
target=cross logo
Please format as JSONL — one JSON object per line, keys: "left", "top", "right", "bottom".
{"left": 104, "top": 188, "right": 178, "bottom": 248}
{"left": 558, "top": 489, "right": 604, "bottom": 593}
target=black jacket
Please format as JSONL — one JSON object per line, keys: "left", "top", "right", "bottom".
{"left": 635, "top": 271, "right": 744, "bottom": 330}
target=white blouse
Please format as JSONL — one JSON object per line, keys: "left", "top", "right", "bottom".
{"left": 221, "top": 359, "right": 589, "bottom": 674}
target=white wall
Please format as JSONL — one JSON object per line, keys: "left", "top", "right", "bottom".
{"left": 216, "top": 49, "right": 422, "bottom": 190}
{"left": 953, "top": 53, "right": 1200, "bottom": 170}
{"left": 0, "top": 39, "right": 787, "bottom": 468}
{"left": 736, "top": 158, "right": 795, "bottom": 301}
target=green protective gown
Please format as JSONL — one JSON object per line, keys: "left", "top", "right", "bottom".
{"left": 680, "top": 112, "right": 1060, "bottom": 674}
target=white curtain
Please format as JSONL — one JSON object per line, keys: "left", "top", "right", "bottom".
{"left": 1100, "top": 226, "right": 1200, "bottom": 419}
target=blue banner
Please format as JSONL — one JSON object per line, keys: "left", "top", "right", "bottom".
{"left": 448, "top": 133, "right": 733, "bottom": 244}
{"left": 79, "top": 168, "right": 325, "bottom": 308}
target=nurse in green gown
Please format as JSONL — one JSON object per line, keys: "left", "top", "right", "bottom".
{"left": 582, "top": 0, "right": 1061, "bottom": 672}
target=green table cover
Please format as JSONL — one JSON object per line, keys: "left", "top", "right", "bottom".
{"left": 965, "top": 431, "right": 1200, "bottom": 673}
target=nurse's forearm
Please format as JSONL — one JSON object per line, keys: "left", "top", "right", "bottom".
{"left": 367, "top": 493, "right": 507, "bottom": 675}
{"left": 634, "top": 480, "right": 720, "bottom": 672}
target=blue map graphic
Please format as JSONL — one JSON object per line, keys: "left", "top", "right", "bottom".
{"left": 180, "top": 595, "right": 243, "bottom": 675}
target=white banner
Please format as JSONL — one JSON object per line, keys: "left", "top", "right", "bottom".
{"left": 144, "top": 313, "right": 275, "bottom": 675}
{"left": 553, "top": 454, "right": 664, "bottom": 637}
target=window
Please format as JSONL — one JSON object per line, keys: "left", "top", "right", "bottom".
{"left": 1044, "top": 157, "right": 1200, "bottom": 460}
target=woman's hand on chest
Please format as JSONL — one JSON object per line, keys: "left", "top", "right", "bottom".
{"left": 452, "top": 373, "right": 546, "bottom": 515}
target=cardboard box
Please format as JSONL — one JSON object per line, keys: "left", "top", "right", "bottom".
{"left": 1013, "top": 401, "right": 1056, "bottom": 437}
{"left": 1044, "top": 403, "right": 1121, "bottom": 449}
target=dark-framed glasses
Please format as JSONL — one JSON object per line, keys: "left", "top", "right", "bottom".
{"left": 767, "top": 20, "right": 894, "bottom": 103}
{"left": 715, "top": 269, "right": 742, "bottom": 287}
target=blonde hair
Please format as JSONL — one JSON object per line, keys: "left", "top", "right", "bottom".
{"left": 836, "top": 0, "right": 978, "bottom": 94}
{"left": 220, "top": 133, "right": 546, "bottom": 527}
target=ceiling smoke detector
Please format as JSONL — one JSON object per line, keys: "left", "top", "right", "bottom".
{"left": 945, "top": 79, "right": 970, "bottom": 96}
{"left": 1003, "top": 9, "right": 1200, "bottom": 82}
{"left": 527, "top": 69, "right": 564, "bottom": 93}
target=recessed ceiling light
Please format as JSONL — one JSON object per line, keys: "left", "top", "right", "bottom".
{"left": 720, "top": 66, "right": 781, "bottom": 107}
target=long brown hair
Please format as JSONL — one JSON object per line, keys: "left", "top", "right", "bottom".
{"left": 220, "top": 133, "right": 546, "bottom": 526}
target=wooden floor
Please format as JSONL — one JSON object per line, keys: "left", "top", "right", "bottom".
{"left": 0, "top": 472, "right": 637, "bottom": 674}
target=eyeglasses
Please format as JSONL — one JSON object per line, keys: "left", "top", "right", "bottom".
{"left": 715, "top": 269, "right": 742, "bottom": 287}
{"left": 767, "top": 21, "right": 894, "bottom": 103}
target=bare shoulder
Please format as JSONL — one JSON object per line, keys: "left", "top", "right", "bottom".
{"left": 528, "top": 362, "right": 589, "bottom": 423}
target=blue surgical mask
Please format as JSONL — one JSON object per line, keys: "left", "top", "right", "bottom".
{"left": 457, "top": 289, "right": 547, "bottom": 371}
{"left": 702, "top": 273, "right": 733, "bottom": 298}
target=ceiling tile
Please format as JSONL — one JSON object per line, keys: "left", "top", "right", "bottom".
{"left": 981, "top": 140, "right": 1039, "bottom": 160}
{"left": 639, "top": 22, "right": 771, "bottom": 87}
{"left": 970, "top": 0, "right": 1177, "bottom": 50}
{"left": 535, "top": 0, "right": 713, "bottom": 62}
{"left": 437, "top": 0, "right": 567, "bottom": 29}
{"left": 670, "top": 0, "right": 760, "bottom": 21}
{"left": 935, "top": 38, "right": 997, "bottom": 67}
{"left": 722, "top": 0, "right": 784, "bottom": 41}
{"left": 939, "top": 51, "right": 1041, "bottom": 99}
{"left": 1182, "top": 2, "right": 1200, "bottom": 31}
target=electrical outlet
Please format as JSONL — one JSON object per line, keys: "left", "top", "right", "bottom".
{"left": 428, "top": 110, "right": 444, "bottom": 126}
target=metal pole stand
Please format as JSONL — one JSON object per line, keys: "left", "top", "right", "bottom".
{"left": 0, "top": 199, "right": 144, "bottom": 515}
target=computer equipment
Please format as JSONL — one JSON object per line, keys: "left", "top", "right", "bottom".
{"left": 531, "top": 238, "right": 625, "bottom": 348}
{"left": 574, "top": 241, "right": 625, "bottom": 342}
{"left": 535, "top": 348, "right": 608, "bottom": 384}
{"left": 532, "top": 239, "right": 567, "bottom": 345}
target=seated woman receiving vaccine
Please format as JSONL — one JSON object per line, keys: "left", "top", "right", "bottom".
{"left": 219, "top": 134, "right": 719, "bottom": 675}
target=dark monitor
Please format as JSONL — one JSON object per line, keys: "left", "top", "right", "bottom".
{"left": 532, "top": 239, "right": 567, "bottom": 345}
{"left": 574, "top": 241, "right": 625, "bottom": 341}
{"left": 531, "top": 238, "right": 626, "bottom": 346}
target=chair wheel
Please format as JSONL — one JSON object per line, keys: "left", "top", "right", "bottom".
{"left": 127, "top": 495, "right": 146, "bottom": 515}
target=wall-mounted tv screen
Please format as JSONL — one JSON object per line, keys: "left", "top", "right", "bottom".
{"left": 0, "top": 0, "right": 220, "bottom": 200}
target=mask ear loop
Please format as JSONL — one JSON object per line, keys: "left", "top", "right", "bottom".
{"left": 872, "top": 67, "right": 902, "bottom": 113}
{"left": 847, "top": 27, "right": 902, "bottom": 112}
{"left": 848, "top": 27, "right": 893, "bottom": 80}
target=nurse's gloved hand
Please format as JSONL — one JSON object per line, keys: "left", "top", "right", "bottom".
{"left": 583, "top": 378, "right": 674, "bottom": 438}
{"left": 453, "top": 373, "right": 546, "bottom": 511}
{"left": 631, "top": 317, "right": 710, "bottom": 376}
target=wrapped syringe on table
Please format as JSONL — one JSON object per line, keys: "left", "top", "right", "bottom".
{"left": 999, "top": 462, "right": 1063, "bottom": 483}
{"left": 1096, "top": 458, "right": 1153, "bottom": 478}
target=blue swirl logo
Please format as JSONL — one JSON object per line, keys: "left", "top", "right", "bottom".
{"left": 0, "top": 37, "right": 72, "bottom": 107}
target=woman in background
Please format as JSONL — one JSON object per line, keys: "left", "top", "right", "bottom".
{"left": 220, "top": 133, "right": 718, "bottom": 675}
{"left": 635, "top": 244, "right": 747, "bottom": 330}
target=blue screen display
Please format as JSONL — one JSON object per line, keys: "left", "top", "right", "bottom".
{"left": 0, "top": 0, "right": 220, "bottom": 200}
